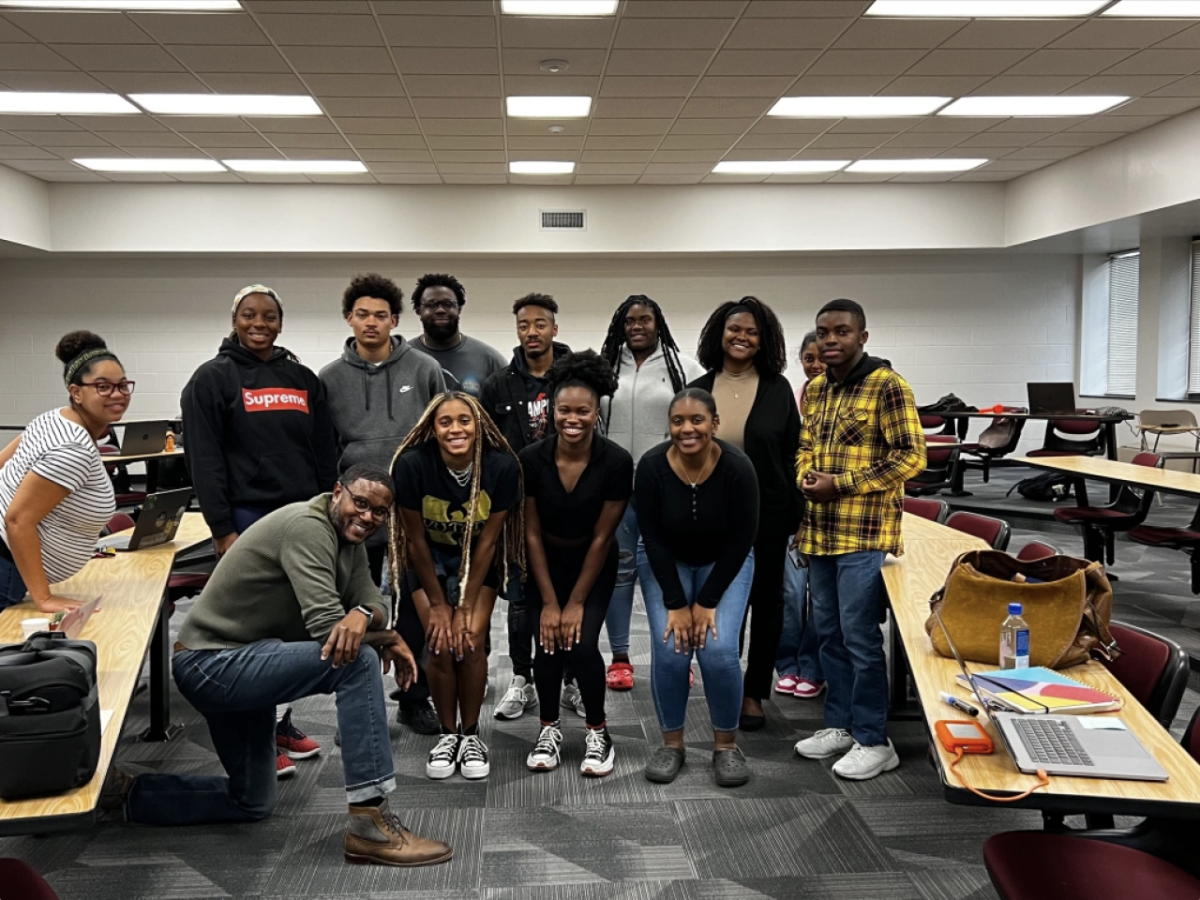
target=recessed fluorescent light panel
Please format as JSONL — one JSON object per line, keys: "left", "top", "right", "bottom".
{"left": 506, "top": 96, "right": 592, "bottom": 118}
{"left": 1102, "top": 1, "right": 1200, "bottom": 15}
{"left": 712, "top": 161, "right": 850, "bottom": 174}
{"left": 500, "top": 0, "right": 617, "bottom": 14}
{"left": 939, "top": 95, "right": 1128, "bottom": 116}
{"left": 768, "top": 96, "right": 950, "bottom": 118}
{"left": 0, "top": 91, "right": 139, "bottom": 114}
{"left": 865, "top": 0, "right": 1109, "bottom": 15}
{"left": 0, "top": 0, "right": 240, "bottom": 8}
{"left": 847, "top": 159, "right": 988, "bottom": 173}
{"left": 129, "top": 94, "right": 321, "bottom": 116}
{"left": 509, "top": 161, "right": 575, "bottom": 174}
{"left": 75, "top": 158, "right": 226, "bottom": 172}
{"left": 222, "top": 160, "right": 367, "bottom": 173}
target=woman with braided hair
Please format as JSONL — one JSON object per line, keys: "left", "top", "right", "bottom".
{"left": 598, "top": 295, "right": 703, "bottom": 691}
{"left": 389, "top": 391, "right": 524, "bottom": 781}
{"left": 520, "top": 351, "right": 632, "bottom": 777}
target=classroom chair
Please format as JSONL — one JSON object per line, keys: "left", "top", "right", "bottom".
{"left": 98, "top": 440, "right": 147, "bottom": 508}
{"left": 1015, "top": 540, "right": 1058, "bottom": 562}
{"left": 919, "top": 414, "right": 947, "bottom": 436}
{"left": 0, "top": 859, "right": 62, "bottom": 900}
{"left": 903, "top": 497, "right": 950, "bottom": 523}
{"left": 945, "top": 511, "right": 1011, "bottom": 550}
{"left": 1052, "top": 452, "right": 1161, "bottom": 566}
{"left": 1102, "top": 622, "right": 1189, "bottom": 729}
{"left": 1137, "top": 409, "right": 1200, "bottom": 456}
{"left": 959, "top": 414, "right": 1026, "bottom": 486}
{"left": 1128, "top": 502, "right": 1200, "bottom": 595}
{"left": 103, "top": 512, "right": 136, "bottom": 535}
{"left": 1027, "top": 418, "right": 1106, "bottom": 458}
{"left": 905, "top": 435, "right": 961, "bottom": 496}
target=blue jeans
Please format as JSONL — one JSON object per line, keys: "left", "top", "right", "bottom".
{"left": 639, "top": 549, "right": 754, "bottom": 733}
{"left": 0, "top": 553, "right": 28, "bottom": 613}
{"left": 776, "top": 547, "right": 824, "bottom": 683}
{"left": 808, "top": 551, "right": 888, "bottom": 747}
{"left": 126, "top": 639, "right": 396, "bottom": 825}
{"left": 604, "top": 504, "right": 641, "bottom": 657}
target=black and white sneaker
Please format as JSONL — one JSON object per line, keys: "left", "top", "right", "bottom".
{"left": 426, "top": 733, "right": 461, "bottom": 780}
{"left": 458, "top": 734, "right": 490, "bottom": 780}
{"left": 581, "top": 727, "right": 615, "bottom": 777}
{"left": 526, "top": 723, "right": 564, "bottom": 771}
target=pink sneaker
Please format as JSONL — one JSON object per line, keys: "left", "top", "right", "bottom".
{"left": 774, "top": 674, "right": 801, "bottom": 695}
{"left": 793, "top": 678, "right": 826, "bottom": 699}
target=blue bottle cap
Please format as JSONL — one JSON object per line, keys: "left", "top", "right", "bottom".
{"left": 1008, "top": 602, "right": 1023, "bottom": 615}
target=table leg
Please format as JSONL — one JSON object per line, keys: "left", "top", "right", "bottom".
{"left": 1105, "top": 422, "right": 1120, "bottom": 502}
{"left": 141, "top": 591, "right": 178, "bottom": 742}
{"left": 886, "top": 609, "right": 921, "bottom": 720}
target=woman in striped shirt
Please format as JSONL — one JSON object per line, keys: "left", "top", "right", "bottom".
{"left": 0, "top": 330, "right": 127, "bottom": 613}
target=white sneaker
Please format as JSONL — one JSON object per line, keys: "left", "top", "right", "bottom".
{"left": 794, "top": 728, "right": 854, "bottom": 760}
{"left": 832, "top": 740, "right": 900, "bottom": 781}
{"left": 494, "top": 675, "right": 538, "bottom": 720}
{"left": 458, "top": 734, "right": 490, "bottom": 780}
{"left": 526, "top": 723, "right": 564, "bottom": 771}
{"left": 560, "top": 683, "right": 587, "bottom": 719}
{"left": 426, "top": 733, "right": 461, "bottom": 780}
{"left": 581, "top": 727, "right": 615, "bottom": 777}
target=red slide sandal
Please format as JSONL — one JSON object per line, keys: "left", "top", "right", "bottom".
{"left": 606, "top": 662, "right": 634, "bottom": 691}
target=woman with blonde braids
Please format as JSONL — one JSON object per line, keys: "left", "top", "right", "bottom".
{"left": 389, "top": 391, "right": 524, "bottom": 781}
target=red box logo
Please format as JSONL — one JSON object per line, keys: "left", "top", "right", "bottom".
{"left": 242, "top": 387, "right": 309, "bottom": 413}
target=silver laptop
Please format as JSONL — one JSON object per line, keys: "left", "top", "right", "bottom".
{"left": 932, "top": 608, "right": 1168, "bottom": 782}
{"left": 97, "top": 489, "right": 192, "bottom": 552}
{"left": 118, "top": 420, "right": 172, "bottom": 456}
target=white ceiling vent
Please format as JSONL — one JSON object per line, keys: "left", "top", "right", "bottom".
{"left": 540, "top": 210, "right": 586, "bottom": 232}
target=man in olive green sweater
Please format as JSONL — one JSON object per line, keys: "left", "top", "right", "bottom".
{"left": 121, "top": 464, "right": 452, "bottom": 868}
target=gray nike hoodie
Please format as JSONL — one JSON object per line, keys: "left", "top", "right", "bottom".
{"left": 319, "top": 335, "right": 446, "bottom": 474}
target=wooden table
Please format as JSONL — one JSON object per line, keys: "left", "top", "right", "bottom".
{"left": 1016, "top": 455, "right": 1200, "bottom": 504}
{"left": 0, "top": 513, "right": 210, "bottom": 835}
{"left": 884, "top": 513, "right": 1200, "bottom": 819}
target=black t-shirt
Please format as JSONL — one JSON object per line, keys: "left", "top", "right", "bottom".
{"left": 392, "top": 441, "right": 521, "bottom": 555}
{"left": 522, "top": 370, "right": 551, "bottom": 441}
{"left": 519, "top": 434, "right": 633, "bottom": 542}
{"left": 635, "top": 439, "right": 759, "bottom": 610}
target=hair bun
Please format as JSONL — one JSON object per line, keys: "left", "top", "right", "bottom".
{"left": 55, "top": 330, "right": 108, "bottom": 364}
{"left": 547, "top": 349, "right": 619, "bottom": 398}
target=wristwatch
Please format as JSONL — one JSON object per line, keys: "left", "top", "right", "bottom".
{"left": 352, "top": 605, "right": 375, "bottom": 625}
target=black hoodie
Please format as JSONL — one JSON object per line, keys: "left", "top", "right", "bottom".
{"left": 479, "top": 341, "right": 571, "bottom": 452}
{"left": 181, "top": 337, "right": 338, "bottom": 538}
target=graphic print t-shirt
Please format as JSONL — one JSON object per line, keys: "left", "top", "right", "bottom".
{"left": 392, "top": 441, "right": 520, "bottom": 553}
{"left": 524, "top": 371, "right": 550, "bottom": 442}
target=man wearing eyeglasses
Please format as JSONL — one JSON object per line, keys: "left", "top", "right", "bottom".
{"left": 407, "top": 273, "right": 506, "bottom": 398}
{"left": 119, "top": 464, "right": 453, "bottom": 867}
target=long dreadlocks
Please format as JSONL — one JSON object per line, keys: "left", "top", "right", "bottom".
{"left": 387, "top": 391, "right": 525, "bottom": 622}
{"left": 599, "top": 294, "right": 689, "bottom": 395}
{"left": 696, "top": 295, "right": 788, "bottom": 377}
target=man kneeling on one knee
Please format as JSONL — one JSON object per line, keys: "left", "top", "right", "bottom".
{"left": 119, "top": 464, "right": 452, "bottom": 867}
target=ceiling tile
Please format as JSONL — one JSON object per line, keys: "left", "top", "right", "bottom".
{"left": 956, "top": 132, "right": 1052, "bottom": 148}
{"left": 588, "top": 118, "right": 672, "bottom": 135}
{"left": 305, "top": 172, "right": 374, "bottom": 183}
{"left": 51, "top": 44, "right": 184, "bottom": 72}
{"left": 1051, "top": 19, "right": 1191, "bottom": 50}
{"left": 747, "top": 116, "right": 838, "bottom": 133}
{"left": 613, "top": 17, "right": 733, "bottom": 50}
{"left": 878, "top": 75, "right": 989, "bottom": 95}
{"left": 425, "top": 134, "right": 502, "bottom": 150}
{"left": 280, "top": 147, "right": 359, "bottom": 159}
{"left": 725, "top": 18, "right": 853, "bottom": 50}
{"left": 129, "top": 12, "right": 268, "bottom": 45}
{"left": 577, "top": 162, "right": 647, "bottom": 174}
{"left": 807, "top": 48, "right": 926, "bottom": 76}
{"left": 257, "top": 14, "right": 383, "bottom": 46}
{"left": 0, "top": 70, "right": 107, "bottom": 90}
{"left": 808, "top": 132, "right": 890, "bottom": 147}
{"left": 637, "top": 174, "right": 705, "bottom": 183}
{"left": 692, "top": 75, "right": 795, "bottom": 97}
{"left": 661, "top": 134, "right": 737, "bottom": 149}
{"left": 594, "top": 97, "right": 685, "bottom": 117}
{"left": 746, "top": 0, "right": 867, "bottom": 16}
{"left": 0, "top": 132, "right": 30, "bottom": 144}
{"left": 35, "top": 171, "right": 111, "bottom": 180}
{"left": 599, "top": 76, "right": 696, "bottom": 97}
{"left": 714, "top": 147, "right": 794, "bottom": 160}
{"left": 355, "top": 146, "right": 431, "bottom": 158}
{"left": 305, "top": 74, "right": 407, "bottom": 96}
{"left": 1105, "top": 49, "right": 1200, "bottom": 76}
{"left": 954, "top": 170, "right": 1022, "bottom": 180}
{"left": 1112, "top": 97, "right": 1200, "bottom": 116}
{"left": 197, "top": 73, "right": 309, "bottom": 93}
{"left": 906, "top": 116, "right": 996, "bottom": 131}
{"left": 585, "top": 135, "right": 659, "bottom": 149}
{"left": 431, "top": 149, "right": 504, "bottom": 162}
{"left": 625, "top": 1, "right": 744, "bottom": 16}
{"left": 734, "top": 132, "right": 817, "bottom": 148}
{"left": 504, "top": 75, "right": 599, "bottom": 95}
{"left": 671, "top": 117, "right": 757, "bottom": 133}
{"left": 606, "top": 49, "right": 712, "bottom": 76}
{"left": 443, "top": 174, "right": 508, "bottom": 183}
{"left": 93, "top": 131, "right": 192, "bottom": 147}
{"left": 1005, "top": 49, "right": 1136, "bottom": 76}
{"left": 882, "top": 131, "right": 964, "bottom": 147}
{"left": 422, "top": 117, "right": 504, "bottom": 134}
{"left": 159, "top": 115, "right": 251, "bottom": 132}
{"left": 247, "top": 116, "right": 337, "bottom": 132}
{"left": 237, "top": 172, "right": 310, "bottom": 182}
{"left": 1067, "top": 114, "right": 1166, "bottom": 131}
{"left": 1150, "top": 75, "right": 1200, "bottom": 96}
{"left": 5, "top": 158, "right": 87, "bottom": 170}
{"left": 1035, "top": 131, "right": 1120, "bottom": 147}
{"left": 679, "top": 97, "right": 773, "bottom": 117}
{"left": 374, "top": 1, "right": 493, "bottom": 14}
{"left": 364, "top": 161, "right": 438, "bottom": 173}
{"left": 0, "top": 17, "right": 34, "bottom": 42}
{"left": 94, "top": 71, "right": 206, "bottom": 92}
{"left": 0, "top": 43, "right": 77, "bottom": 70}
{"left": 705, "top": 49, "right": 820, "bottom": 77}
{"left": 1157, "top": 24, "right": 1200, "bottom": 49}
{"left": 186, "top": 132, "right": 272, "bottom": 148}
{"left": 785, "top": 75, "right": 891, "bottom": 94}
{"left": 987, "top": 117, "right": 1085, "bottom": 131}
{"left": 650, "top": 149, "right": 724, "bottom": 163}
{"left": 969, "top": 75, "right": 1085, "bottom": 95}
{"left": 168, "top": 44, "right": 291, "bottom": 73}
{"left": 833, "top": 18, "right": 965, "bottom": 49}
{"left": 939, "top": 20, "right": 1077, "bottom": 49}
{"left": 111, "top": 147, "right": 215, "bottom": 157}
{"left": 439, "top": 164, "right": 506, "bottom": 175}
{"left": 398, "top": 47, "right": 498, "bottom": 75}
{"left": 283, "top": 46, "right": 395, "bottom": 74}
{"left": 3, "top": 11, "right": 151, "bottom": 43}
{"left": 410, "top": 97, "right": 501, "bottom": 117}
{"left": 507, "top": 135, "right": 583, "bottom": 150}
{"left": 644, "top": 162, "right": 714, "bottom": 172}
{"left": 1062, "top": 74, "right": 1182, "bottom": 95}
{"left": 336, "top": 116, "right": 420, "bottom": 134}
{"left": 1005, "top": 146, "right": 1087, "bottom": 160}
{"left": 403, "top": 74, "right": 502, "bottom": 96}
{"left": 581, "top": 149, "right": 654, "bottom": 163}
{"left": 379, "top": 15, "right": 495, "bottom": 47}
{"left": 829, "top": 116, "right": 922, "bottom": 132}
{"left": 500, "top": 17, "right": 615, "bottom": 49}
{"left": 323, "top": 98, "right": 415, "bottom": 117}
{"left": 501, "top": 47, "right": 606, "bottom": 76}
{"left": 375, "top": 173, "right": 444, "bottom": 182}
{"left": 574, "top": 174, "right": 640, "bottom": 183}
{"left": 0, "top": 145, "right": 60, "bottom": 159}
{"left": 11, "top": 130, "right": 109, "bottom": 145}
{"left": 267, "top": 132, "right": 350, "bottom": 148}
{"left": 905, "top": 48, "right": 1033, "bottom": 76}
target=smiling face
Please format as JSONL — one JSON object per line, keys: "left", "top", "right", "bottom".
{"left": 800, "top": 340, "right": 826, "bottom": 381}
{"left": 233, "top": 292, "right": 282, "bottom": 360}
{"left": 69, "top": 359, "right": 130, "bottom": 425}
{"left": 668, "top": 396, "right": 718, "bottom": 458}
{"left": 554, "top": 384, "right": 599, "bottom": 447}
{"left": 721, "top": 311, "right": 761, "bottom": 368}
{"left": 329, "top": 478, "right": 393, "bottom": 544}
{"left": 815, "top": 310, "right": 867, "bottom": 373}
{"left": 417, "top": 285, "right": 461, "bottom": 342}
{"left": 623, "top": 303, "right": 658, "bottom": 355}
{"left": 348, "top": 296, "right": 397, "bottom": 354}
{"left": 434, "top": 398, "right": 477, "bottom": 464}
{"left": 516, "top": 304, "right": 558, "bottom": 361}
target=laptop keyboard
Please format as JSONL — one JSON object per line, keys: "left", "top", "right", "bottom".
{"left": 1012, "top": 718, "right": 1094, "bottom": 767}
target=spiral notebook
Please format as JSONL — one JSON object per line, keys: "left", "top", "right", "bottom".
{"left": 956, "top": 666, "right": 1121, "bottom": 715}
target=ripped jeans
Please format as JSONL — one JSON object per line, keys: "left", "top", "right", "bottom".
{"left": 603, "top": 503, "right": 641, "bottom": 657}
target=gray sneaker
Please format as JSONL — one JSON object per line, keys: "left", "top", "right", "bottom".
{"left": 794, "top": 728, "right": 854, "bottom": 760}
{"left": 560, "top": 682, "right": 587, "bottom": 719}
{"left": 494, "top": 676, "right": 537, "bottom": 720}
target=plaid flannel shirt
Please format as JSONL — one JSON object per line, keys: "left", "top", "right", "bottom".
{"left": 796, "top": 362, "right": 925, "bottom": 557}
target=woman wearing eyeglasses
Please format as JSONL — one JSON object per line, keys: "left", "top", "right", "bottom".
{"left": 0, "top": 331, "right": 129, "bottom": 613}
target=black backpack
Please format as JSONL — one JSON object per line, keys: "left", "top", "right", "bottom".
{"left": 0, "top": 632, "right": 101, "bottom": 800}
{"left": 1007, "top": 472, "right": 1074, "bottom": 503}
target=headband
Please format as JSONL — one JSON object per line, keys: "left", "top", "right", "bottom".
{"left": 231, "top": 284, "right": 282, "bottom": 314}
{"left": 64, "top": 348, "right": 119, "bottom": 387}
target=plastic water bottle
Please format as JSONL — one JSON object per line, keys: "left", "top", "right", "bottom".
{"left": 999, "top": 602, "right": 1030, "bottom": 670}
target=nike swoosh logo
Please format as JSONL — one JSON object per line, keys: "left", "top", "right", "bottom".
{"left": 399, "top": 385, "right": 412, "bottom": 393}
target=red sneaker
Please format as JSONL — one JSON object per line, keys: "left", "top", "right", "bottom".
{"left": 276, "top": 708, "right": 321, "bottom": 759}
{"left": 606, "top": 662, "right": 634, "bottom": 691}
{"left": 276, "top": 752, "right": 296, "bottom": 778}
{"left": 793, "top": 678, "right": 827, "bottom": 700}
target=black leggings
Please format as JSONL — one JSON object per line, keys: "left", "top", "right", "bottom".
{"left": 527, "top": 543, "right": 616, "bottom": 728}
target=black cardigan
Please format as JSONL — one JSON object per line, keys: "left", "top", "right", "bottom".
{"left": 688, "top": 370, "right": 801, "bottom": 537}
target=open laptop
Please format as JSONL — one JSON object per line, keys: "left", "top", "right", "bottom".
{"left": 118, "top": 420, "right": 172, "bottom": 456}
{"left": 1026, "top": 382, "right": 1078, "bottom": 416}
{"left": 96, "top": 488, "right": 192, "bottom": 552}
{"left": 932, "top": 607, "right": 1168, "bottom": 782}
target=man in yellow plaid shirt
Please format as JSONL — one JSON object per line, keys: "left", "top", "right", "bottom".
{"left": 793, "top": 298, "right": 925, "bottom": 781}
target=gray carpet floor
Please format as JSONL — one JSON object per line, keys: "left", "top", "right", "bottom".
{"left": 3, "top": 467, "right": 1198, "bottom": 900}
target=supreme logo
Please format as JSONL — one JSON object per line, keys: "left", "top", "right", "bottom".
{"left": 242, "top": 387, "right": 309, "bottom": 413}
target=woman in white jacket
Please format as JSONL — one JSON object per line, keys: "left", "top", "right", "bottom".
{"left": 598, "top": 295, "right": 705, "bottom": 691}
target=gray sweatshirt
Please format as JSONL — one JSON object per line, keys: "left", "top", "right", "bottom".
{"left": 319, "top": 335, "right": 445, "bottom": 474}
{"left": 603, "top": 344, "right": 706, "bottom": 467}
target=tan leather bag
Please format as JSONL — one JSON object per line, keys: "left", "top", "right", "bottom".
{"left": 924, "top": 550, "right": 1121, "bottom": 669}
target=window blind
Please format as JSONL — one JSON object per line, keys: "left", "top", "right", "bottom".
{"left": 1190, "top": 241, "right": 1200, "bottom": 396}
{"left": 1107, "top": 251, "right": 1139, "bottom": 397}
